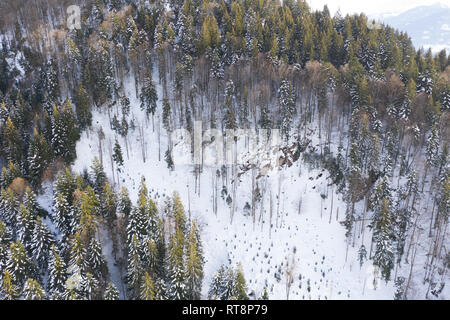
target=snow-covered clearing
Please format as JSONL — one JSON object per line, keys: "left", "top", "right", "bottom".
{"left": 68, "top": 73, "right": 400, "bottom": 300}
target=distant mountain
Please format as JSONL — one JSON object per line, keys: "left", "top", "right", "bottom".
{"left": 371, "top": 2, "right": 450, "bottom": 53}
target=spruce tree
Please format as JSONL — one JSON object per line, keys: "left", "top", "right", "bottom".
{"left": 17, "top": 204, "right": 36, "bottom": 252}
{"left": 69, "top": 233, "right": 88, "bottom": 274}
{"left": 90, "top": 157, "right": 107, "bottom": 194}
{"left": 165, "top": 148, "right": 174, "bottom": 171}
{"left": 373, "top": 198, "right": 395, "bottom": 282}
{"left": 140, "top": 271, "right": 155, "bottom": 300}
{"left": 167, "top": 229, "right": 186, "bottom": 300}
{"left": 126, "top": 234, "right": 143, "bottom": 298}
{"left": 23, "top": 278, "right": 46, "bottom": 300}
{"left": 51, "top": 101, "right": 80, "bottom": 163}
{"left": 74, "top": 84, "right": 92, "bottom": 131}
{"left": 142, "top": 238, "right": 158, "bottom": 277}
{"left": 233, "top": 263, "right": 248, "bottom": 300}
{"left": 162, "top": 98, "right": 171, "bottom": 132}
{"left": 0, "top": 270, "right": 19, "bottom": 300}
{"left": 140, "top": 73, "right": 158, "bottom": 118}
{"left": 53, "top": 192, "right": 74, "bottom": 239}
{"left": 185, "top": 222, "right": 203, "bottom": 300}
{"left": 101, "top": 183, "right": 117, "bottom": 222}
{"left": 48, "top": 245, "right": 67, "bottom": 299}
{"left": 87, "top": 238, "right": 106, "bottom": 278}
{"left": 0, "top": 221, "right": 11, "bottom": 274}
{"left": 112, "top": 139, "right": 124, "bottom": 169}
{"left": 117, "top": 186, "right": 132, "bottom": 218}
{"left": 31, "top": 216, "right": 54, "bottom": 269}
{"left": 27, "top": 129, "right": 52, "bottom": 187}
{"left": 0, "top": 188, "right": 17, "bottom": 234}
{"left": 6, "top": 241, "right": 35, "bottom": 287}
{"left": 172, "top": 192, "right": 186, "bottom": 233}
{"left": 208, "top": 265, "right": 226, "bottom": 300}
{"left": 80, "top": 272, "right": 99, "bottom": 300}
{"left": 104, "top": 282, "right": 120, "bottom": 300}
{"left": 278, "top": 80, "right": 296, "bottom": 140}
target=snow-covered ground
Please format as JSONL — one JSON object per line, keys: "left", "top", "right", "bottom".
{"left": 64, "top": 71, "right": 407, "bottom": 300}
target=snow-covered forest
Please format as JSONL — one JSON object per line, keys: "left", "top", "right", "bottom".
{"left": 0, "top": 0, "right": 448, "bottom": 300}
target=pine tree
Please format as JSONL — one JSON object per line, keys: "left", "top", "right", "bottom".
{"left": 208, "top": 265, "right": 227, "bottom": 300}
{"left": 278, "top": 80, "right": 296, "bottom": 140}
{"left": 69, "top": 233, "right": 88, "bottom": 274}
{"left": 48, "top": 245, "right": 67, "bottom": 299}
{"left": 185, "top": 222, "right": 203, "bottom": 300}
{"left": 80, "top": 272, "right": 99, "bottom": 300}
{"left": 17, "top": 204, "right": 36, "bottom": 252}
{"left": 233, "top": 263, "right": 248, "bottom": 299}
{"left": 142, "top": 238, "right": 158, "bottom": 277}
{"left": 27, "top": 129, "right": 52, "bottom": 187}
{"left": 117, "top": 186, "right": 132, "bottom": 218}
{"left": 54, "top": 168, "right": 76, "bottom": 203}
{"left": 51, "top": 101, "right": 80, "bottom": 163}
{"left": 261, "top": 287, "right": 269, "bottom": 300}
{"left": 127, "top": 180, "right": 149, "bottom": 243}
{"left": 39, "top": 59, "right": 59, "bottom": 101}
{"left": 87, "top": 238, "right": 106, "bottom": 278}
{"left": 201, "top": 15, "right": 220, "bottom": 53}
{"left": 358, "top": 244, "right": 367, "bottom": 267}
{"left": 101, "top": 183, "right": 117, "bottom": 221}
{"left": 0, "top": 221, "right": 11, "bottom": 274}
{"left": 176, "top": 9, "right": 195, "bottom": 56}
{"left": 440, "top": 89, "right": 450, "bottom": 111}
{"left": 394, "top": 276, "right": 406, "bottom": 300}
{"left": 120, "top": 95, "right": 130, "bottom": 117}
{"left": 1, "top": 162, "right": 21, "bottom": 190}
{"left": 63, "top": 281, "right": 83, "bottom": 300}
{"left": 53, "top": 191, "right": 74, "bottom": 239}
{"left": 23, "top": 187, "right": 40, "bottom": 217}
{"left": 1, "top": 117, "right": 23, "bottom": 165}
{"left": 223, "top": 267, "right": 236, "bottom": 300}
{"left": 162, "top": 98, "right": 171, "bottom": 132}
{"left": 111, "top": 114, "right": 121, "bottom": 133}
{"left": 0, "top": 270, "right": 19, "bottom": 300}
{"left": 120, "top": 117, "right": 129, "bottom": 138}
{"left": 140, "top": 271, "right": 155, "bottom": 300}
{"left": 154, "top": 277, "right": 167, "bottom": 300}
{"left": 155, "top": 218, "right": 167, "bottom": 282}
{"left": 165, "top": 148, "right": 174, "bottom": 171}
{"left": 174, "top": 61, "right": 184, "bottom": 98}
{"left": 23, "top": 278, "right": 46, "bottom": 300}
{"left": 89, "top": 44, "right": 116, "bottom": 104}
{"left": 31, "top": 216, "right": 54, "bottom": 269}
{"left": 426, "top": 125, "right": 439, "bottom": 167}
{"left": 373, "top": 198, "right": 395, "bottom": 282}
{"left": 167, "top": 229, "right": 186, "bottom": 300}
{"left": 224, "top": 80, "right": 237, "bottom": 130}
{"left": 416, "top": 69, "right": 434, "bottom": 96}
{"left": 126, "top": 233, "right": 143, "bottom": 298}
{"left": 112, "top": 139, "right": 124, "bottom": 169}
{"left": 104, "top": 282, "right": 119, "bottom": 300}
{"left": 210, "top": 49, "right": 224, "bottom": 79}
{"left": 172, "top": 192, "right": 186, "bottom": 233}
{"left": 74, "top": 84, "right": 92, "bottom": 131}
{"left": 140, "top": 73, "right": 158, "bottom": 118}
{"left": 78, "top": 187, "right": 100, "bottom": 238}
{"left": 0, "top": 188, "right": 17, "bottom": 232}
{"left": 6, "top": 240, "right": 35, "bottom": 286}
{"left": 90, "top": 157, "right": 107, "bottom": 194}
{"left": 147, "top": 199, "right": 159, "bottom": 239}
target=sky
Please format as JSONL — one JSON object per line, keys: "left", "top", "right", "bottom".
{"left": 306, "top": 0, "right": 450, "bottom": 16}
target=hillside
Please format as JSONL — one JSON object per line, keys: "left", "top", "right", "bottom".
{"left": 0, "top": 0, "right": 448, "bottom": 300}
